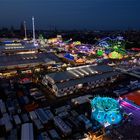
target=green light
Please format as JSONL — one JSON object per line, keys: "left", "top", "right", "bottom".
{"left": 97, "top": 50, "right": 103, "bottom": 56}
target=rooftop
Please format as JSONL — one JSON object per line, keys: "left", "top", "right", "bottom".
{"left": 47, "top": 65, "right": 114, "bottom": 82}
{"left": 0, "top": 41, "right": 38, "bottom": 52}
{"left": 56, "top": 71, "right": 119, "bottom": 89}
{"left": 0, "top": 52, "right": 61, "bottom": 69}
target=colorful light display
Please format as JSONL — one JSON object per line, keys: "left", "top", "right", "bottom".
{"left": 97, "top": 49, "right": 104, "bottom": 56}
{"left": 64, "top": 53, "right": 74, "bottom": 61}
{"left": 76, "top": 58, "right": 85, "bottom": 63}
{"left": 99, "top": 41, "right": 110, "bottom": 48}
{"left": 48, "top": 38, "right": 58, "bottom": 44}
{"left": 97, "top": 36, "right": 126, "bottom": 57}
{"left": 75, "top": 45, "right": 92, "bottom": 53}
{"left": 91, "top": 97, "right": 122, "bottom": 126}
{"left": 108, "top": 51, "right": 123, "bottom": 59}
{"left": 73, "top": 41, "right": 81, "bottom": 46}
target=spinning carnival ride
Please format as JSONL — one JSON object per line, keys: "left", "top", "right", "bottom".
{"left": 75, "top": 45, "right": 93, "bottom": 54}
{"left": 91, "top": 97, "right": 122, "bottom": 126}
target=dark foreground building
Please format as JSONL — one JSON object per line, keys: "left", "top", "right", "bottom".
{"left": 42, "top": 65, "right": 119, "bottom": 97}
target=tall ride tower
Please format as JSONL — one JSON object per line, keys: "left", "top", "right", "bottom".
{"left": 32, "top": 16, "right": 36, "bottom": 44}
{"left": 24, "top": 21, "right": 27, "bottom": 40}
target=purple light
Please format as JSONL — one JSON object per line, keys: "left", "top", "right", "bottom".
{"left": 75, "top": 45, "right": 92, "bottom": 53}
{"left": 120, "top": 100, "right": 140, "bottom": 110}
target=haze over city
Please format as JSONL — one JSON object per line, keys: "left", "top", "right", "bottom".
{"left": 0, "top": 0, "right": 140, "bottom": 30}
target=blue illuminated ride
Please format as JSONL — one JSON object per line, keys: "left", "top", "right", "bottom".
{"left": 64, "top": 53, "right": 74, "bottom": 61}
{"left": 91, "top": 97, "right": 122, "bottom": 126}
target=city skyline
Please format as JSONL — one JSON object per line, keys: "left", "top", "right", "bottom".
{"left": 0, "top": 0, "right": 140, "bottom": 30}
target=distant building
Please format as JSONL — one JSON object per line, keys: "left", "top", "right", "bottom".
{"left": 0, "top": 51, "right": 62, "bottom": 78}
{"left": 0, "top": 52, "right": 61, "bottom": 70}
{"left": 0, "top": 40, "right": 38, "bottom": 54}
{"left": 42, "top": 65, "right": 119, "bottom": 97}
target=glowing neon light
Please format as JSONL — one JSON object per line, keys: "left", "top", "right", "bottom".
{"left": 91, "top": 97, "right": 122, "bottom": 125}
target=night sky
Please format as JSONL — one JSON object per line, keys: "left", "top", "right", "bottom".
{"left": 0, "top": 0, "right": 140, "bottom": 30}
